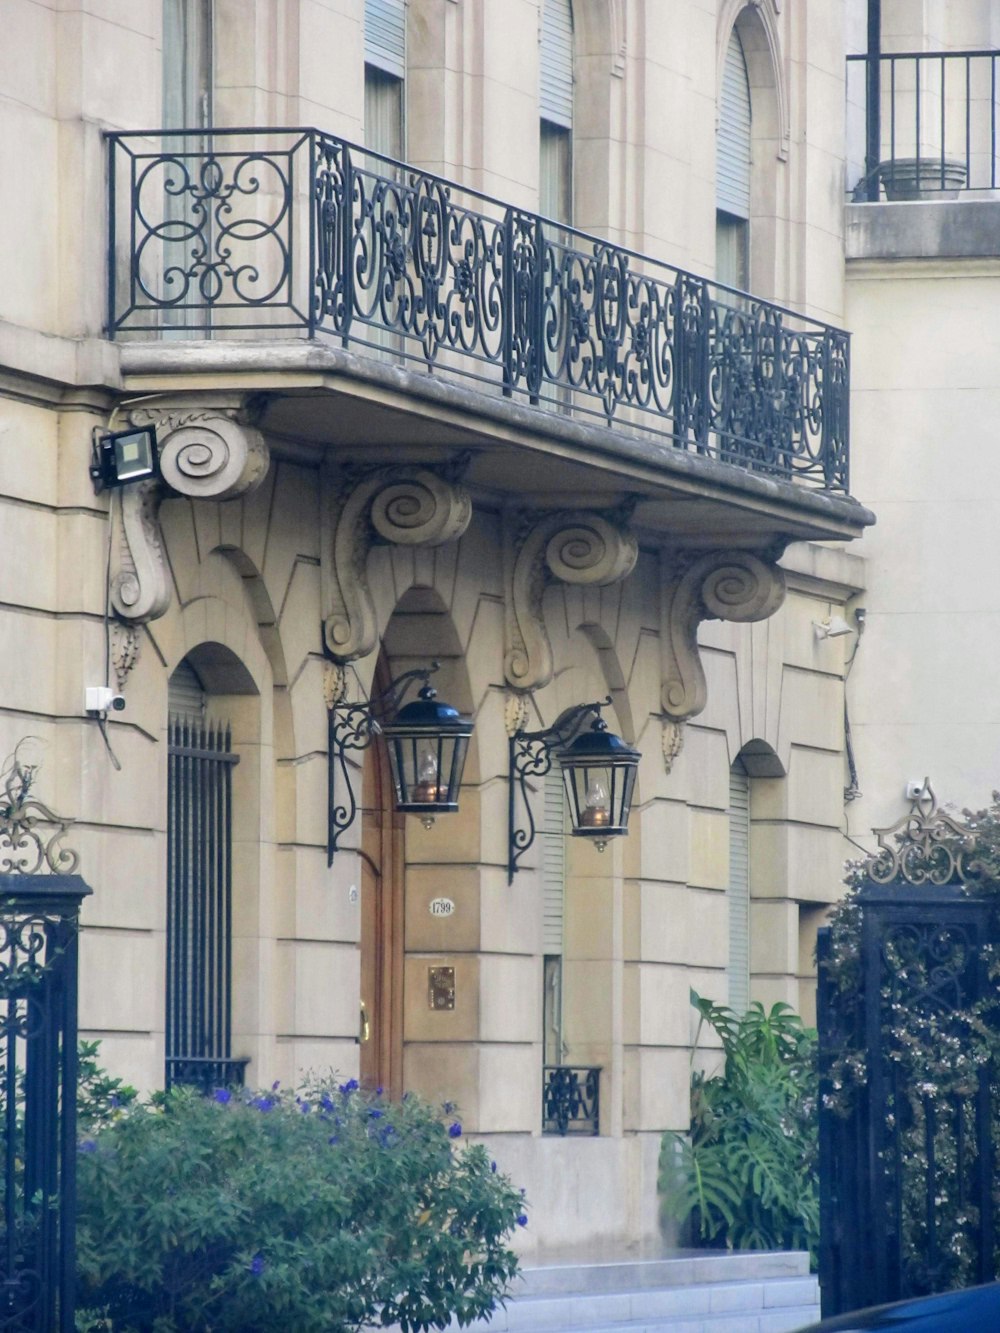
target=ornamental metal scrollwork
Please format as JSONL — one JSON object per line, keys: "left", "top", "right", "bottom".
{"left": 0, "top": 743, "right": 80, "bottom": 878}
{"left": 867, "top": 781, "right": 974, "bottom": 886}
{"left": 110, "top": 129, "right": 849, "bottom": 491}
{"left": 503, "top": 508, "right": 638, "bottom": 692}
{"left": 659, "top": 548, "right": 786, "bottom": 723}
{"left": 321, "top": 458, "right": 472, "bottom": 664}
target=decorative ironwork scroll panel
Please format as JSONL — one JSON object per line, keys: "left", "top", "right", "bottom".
{"left": 109, "top": 128, "right": 849, "bottom": 491}
{"left": 542, "top": 1065, "right": 600, "bottom": 1136}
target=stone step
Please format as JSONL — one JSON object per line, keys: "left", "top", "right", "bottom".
{"left": 517, "top": 1251, "right": 811, "bottom": 1298}
{"left": 454, "top": 1254, "right": 820, "bottom": 1333}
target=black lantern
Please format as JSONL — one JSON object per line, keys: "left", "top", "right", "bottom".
{"left": 381, "top": 685, "right": 474, "bottom": 828}
{"left": 558, "top": 717, "right": 640, "bottom": 853}
{"left": 507, "top": 698, "right": 641, "bottom": 881}
{"left": 90, "top": 425, "right": 159, "bottom": 493}
{"left": 326, "top": 661, "right": 473, "bottom": 862}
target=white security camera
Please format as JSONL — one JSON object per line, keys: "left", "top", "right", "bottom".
{"left": 85, "top": 687, "right": 126, "bottom": 714}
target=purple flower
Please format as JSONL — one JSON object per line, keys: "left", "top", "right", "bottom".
{"left": 78, "top": 1139, "right": 97, "bottom": 1154}
{"left": 490, "top": 1161, "right": 497, "bottom": 1173}
{"left": 339, "top": 1078, "right": 359, "bottom": 1095}
{"left": 271, "top": 1081, "right": 280, "bottom": 1092}
{"left": 251, "top": 1095, "right": 274, "bottom": 1113}
{"left": 369, "top": 1107, "right": 384, "bottom": 1119}
{"left": 378, "top": 1124, "right": 398, "bottom": 1148}
{"left": 249, "top": 1254, "right": 265, "bottom": 1277}
{"left": 448, "top": 1122, "right": 462, "bottom": 1138}
{"left": 517, "top": 1213, "right": 528, "bottom": 1228}
{"left": 443, "top": 1101, "right": 456, "bottom": 1114}
{"left": 109, "top": 1094, "right": 122, "bottom": 1109}
{"left": 213, "top": 1089, "right": 232, "bottom": 1104}
{"left": 375, "top": 1086, "right": 384, "bottom": 1096}
{"left": 328, "top": 1133, "right": 340, "bottom": 1145}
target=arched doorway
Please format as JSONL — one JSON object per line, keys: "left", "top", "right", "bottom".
{"left": 358, "top": 652, "right": 405, "bottom": 1096}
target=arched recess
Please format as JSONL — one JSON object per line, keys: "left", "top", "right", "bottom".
{"left": 356, "top": 586, "right": 481, "bottom": 1102}
{"left": 728, "top": 737, "right": 785, "bottom": 1015}
{"left": 165, "top": 638, "right": 262, "bottom": 1093}
{"left": 716, "top": 2, "right": 788, "bottom": 299}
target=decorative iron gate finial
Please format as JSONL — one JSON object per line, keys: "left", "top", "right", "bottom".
{"left": 0, "top": 740, "right": 80, "bottom": 876}
{"left": 867, "top": 779, "right": 973, "bottom": 886}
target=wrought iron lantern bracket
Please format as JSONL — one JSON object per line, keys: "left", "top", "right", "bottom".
{"left": 327, "top": 661, "right": 442, "bottom": 863}
{"left": 507, "top": 696, "right": 614, "bottom": 884}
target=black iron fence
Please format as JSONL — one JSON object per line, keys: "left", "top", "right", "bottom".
{"left": 0, "top": 753, "right": 90, "bottom": 1332}
{"left": 108, "top": 128, "right": 850, "bottom": 491}
{"left": 848, "top": 49, "right": 1000, "bottom": 199}
{"left": 542, "top": 1065, "right": 600, "bottom": 1136}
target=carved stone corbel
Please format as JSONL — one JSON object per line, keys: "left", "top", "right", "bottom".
{"left": 503, "top": 509, "right": 638, "bottom": 692}
{"left": 660, "top": 549, "right": 786, "bottom": 723}
{"left": 321, "top": 460, "right": 472, "bottom": 663}
{"left": 109, "top": 399, "right": 270, "bottom": 626}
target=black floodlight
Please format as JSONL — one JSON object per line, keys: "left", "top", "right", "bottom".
{"left": 91, "top": 426, "right": 159, "bottom": 493}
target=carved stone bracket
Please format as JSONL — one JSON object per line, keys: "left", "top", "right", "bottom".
{"left": 662, "top": 719, "right": 685, "bottom": 774}
{"left": 321, "top": 460, "right": 472, "bottom": 663}
{"left": 110, "top": 622, "right": 142, "bottom": 692}
{"left": 660, "top": 549, "right": 786, "bottom": 723}
{"left": 503, "top": 508, "right": 638, "bottom": 692}
{"left": 110, "top": 399, "right": 270, "bottom": 627}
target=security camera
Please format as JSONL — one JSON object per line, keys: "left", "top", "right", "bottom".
{"left": 85, "top": 686, "right": 126, "bottom": 714}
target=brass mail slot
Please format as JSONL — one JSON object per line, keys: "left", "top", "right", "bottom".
{"left": 428, "top": 965, "right": 456, "bottom": 1010}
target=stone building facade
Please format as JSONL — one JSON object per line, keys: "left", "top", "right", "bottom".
{"left": 0, "top": 0, "right": 937, "bottom": 1252}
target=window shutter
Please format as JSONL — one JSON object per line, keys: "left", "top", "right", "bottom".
{"left": 366, "top": 0, "right": 406, "bottom": 79}
{"left": 728, "top": 761, "right": 750, "bottom": 1015}
{"left": 540, "top": 0, "right": 574, "bottom": 130}
{"left": 542, "top": 764, "right": 566, "bottom": 954}
{"left": 717, "top": 26, "right": 752, "bottom": 219}
{"left": 168, "top": 660, "right": 206, "bottom": 720}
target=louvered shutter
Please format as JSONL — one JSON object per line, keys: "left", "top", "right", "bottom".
{"left": 542, "top": 764, "right": 566, "bottom": 954}
{"left": 728, "top": 761, "right": 750, "bottom": 1015}
{"left": 168, "top": 660, "right": 206, "bottom": 720}
{"left": 540, "top": 0, "right": 574, "bottom": 130}
{"left": 365, "top": 0, "right": 406, "bottom": 79}
{"left": 717, "top": 26, "right": 752, "bottom": 219}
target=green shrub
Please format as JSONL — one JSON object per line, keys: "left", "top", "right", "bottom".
{"left": 659, "top": 991, "right": 819, "bottom": 1259}
{"left": 75, "top": 1077, "right": 524, "bottom": 1332}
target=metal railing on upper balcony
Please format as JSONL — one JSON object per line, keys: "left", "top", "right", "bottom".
{"left": 848, "top": 49, "right": 1000, "bottom": 200}
{"left": 108, "top": 128, "right": 849, "bottom": 491}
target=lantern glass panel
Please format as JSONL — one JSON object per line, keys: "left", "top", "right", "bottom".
{"left": 385, "top": 730, "right": 469, "bottom": 812}
{"left": 562, "top": 757, "right": 637, "bottom": 839}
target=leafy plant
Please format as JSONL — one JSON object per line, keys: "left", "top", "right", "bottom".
{"left": 75, "top": 1077, "right": 525, "bottom": 1332}
{"left": 659, "top": 991, "right": 819, "bottom": 1258}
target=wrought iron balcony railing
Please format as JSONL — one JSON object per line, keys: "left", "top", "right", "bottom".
{"left": 542, "top": 1064, "right": 600, "bottom": 1136}
{"left": 848, "top": 49, "right": 1000, "bottom": 200}
{"left": 108, "top": 128, "right": 849, "bottom": 491}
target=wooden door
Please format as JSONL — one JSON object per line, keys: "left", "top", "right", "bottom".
{"left": 359, "top": 667, "right": 405, "bottom": 1096}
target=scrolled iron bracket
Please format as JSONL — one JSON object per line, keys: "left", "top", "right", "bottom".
{"left": 507, "top": 696, "right": 612, "bottom": 884}
{"left": 0, "top": 741, "right": 80, "bottom": 878}
{"left": 867, "top": 780, "right": 975, "bottom": 887}
{"left": 325, "top": 660, "right": 442, "bottom": 864}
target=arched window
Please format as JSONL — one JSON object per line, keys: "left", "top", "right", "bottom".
{"left": 716, "top": 24, "right": 751, "bottom": 290}
{"left": 365, "top": 0, "right": 406, "bottom": 158}
{"left": 540, "top": 0, "right": 574, "bottom": 223}
{"left": 166, "top": 652, "right": 253, "bottom": 1092}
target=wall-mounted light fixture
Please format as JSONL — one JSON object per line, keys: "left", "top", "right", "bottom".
{"left": 813, "top": 614, "right": 854, "bottom": 640}
{"left": 508, "top": 698, "right": 640, "bottom": 883}
{"left": 90, "top": 426, "right": 159, "bottom": 493}
{"left": 327, "top": 661, "right": 473, "bottom": 864}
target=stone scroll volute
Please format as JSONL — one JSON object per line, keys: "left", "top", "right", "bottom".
{"left": 660, "top": 549, "right": 786, "bottom": 723}
{"left": 503, "top": 509, "right": 638, "bottom": 693}
{"left": 321, "top": 462, "right": 473, "bottom": 664}
{"left": 109, "top": 401, "right": 271, "bottom": 626}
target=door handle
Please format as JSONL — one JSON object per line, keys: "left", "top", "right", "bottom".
{"left": 360, "top": 1000, "right": 371, "bottom": 1043}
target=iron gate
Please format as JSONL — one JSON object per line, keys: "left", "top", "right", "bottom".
{"left": 166, "top": 717, "right": 247, "bottom": 1093}
{"left": 0, "top": 750, "right": 89, "bottom": 1332}
{"left": 817, "top": 786, "right": 998, "bottom": 1317}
